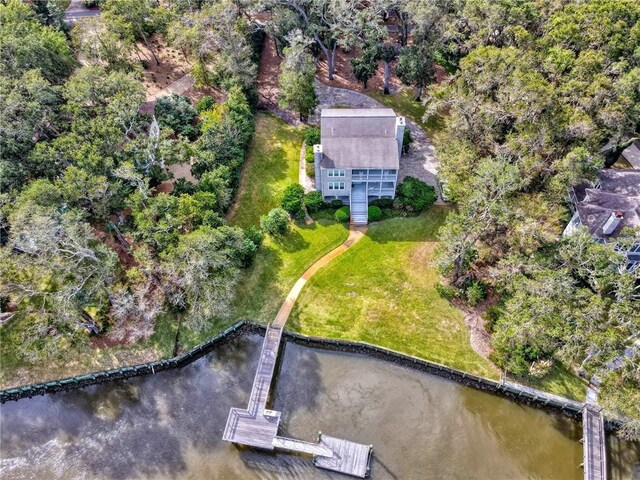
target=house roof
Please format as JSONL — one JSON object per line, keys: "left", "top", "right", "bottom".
{"left": 574, "top": 170, "right": 640, "bottom": 238}
{"left": 320, "top": 109, "right": 399, "bottom": 169}
{"left": 620, "top": 140, "right": 640, "bottom": 169}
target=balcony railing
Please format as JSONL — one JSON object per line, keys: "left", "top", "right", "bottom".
{"left": 352, "top": 174, "right": 396, "bottom": 181}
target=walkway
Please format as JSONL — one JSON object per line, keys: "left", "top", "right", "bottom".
{"left": 583, "top": 405, "right": 607, "bottom": 480}
{"left": 312, "top": 80, "right": 441, "bottom": 194}
{"left": 224, "top": 225, "right": 372, "bottom": 478}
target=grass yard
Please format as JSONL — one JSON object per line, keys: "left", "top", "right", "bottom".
{"left": 289, "top": 208, "right": 499, "bottom": 379}
{"left": 228, "top": 112, "right": 303, "bottom": 228}
{"left": 369, "top": 89, "right": 444, "bottom": 136}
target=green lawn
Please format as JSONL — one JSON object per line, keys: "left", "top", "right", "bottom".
{"left": 289, "top": 208, "right": 499, "bottom": 379}
{"left": 519, "top": 363, "right": 587, "bottom": 401}
{"left": 369, "top": 89, "right": 444, "bottom": 136}
{"left": 228, "top": 112, "right": 303, "bottom": 228}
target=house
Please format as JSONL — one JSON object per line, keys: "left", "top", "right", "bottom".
{"left": 314, "top": 108, "right": 405, "bottom": 225}
{"left": 564, "top": 169, "right": 640, "bottom": 276}
{"left": 618, "top": 140, "right": 640, "bottom": 170}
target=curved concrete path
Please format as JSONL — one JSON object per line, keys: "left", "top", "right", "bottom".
{"left": 272, "top": 225, "right": 367, "bottom": 327}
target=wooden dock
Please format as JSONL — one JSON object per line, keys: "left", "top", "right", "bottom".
{"left": 223, "top": 325, "right": 373, "bottom": 477}
{"left": 583, "top": 405, "right": 607, "bottom": 480}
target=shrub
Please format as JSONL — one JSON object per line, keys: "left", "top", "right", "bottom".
{"left": 305, "top": 162, "right": 315, "bottom": 178}
{"left": 370, "top": 198, "right": 394, "bottom": 209}
{"left": 244, "top": 225, "right": 264, "bottom": 248}
{"left": 368, "top": 205, "right": 382, "bottom": 221}
{"left": 81, "top": 0, "right": 100, "bottom": 7}
{"left": 330, "top": 199, "right": 344, "bottom": 208}
{"left": 396, "top": 176, "right": 437, "bottom": 212}
{"left": 195, "top": 96, "right": 215, "bottom": 113}
{"left": 304, "top": 191, "right": 325, "bottom": 213}
{"left": 260, "top": 208, "right": 289, "bottom": 236}
{"left": 155, "top": 94, "right": 199, "bottom": 139}
{"left": 305, "top": 146, "right": 315, "bottom": 163}
{"left": 335, "top": 206, "right": 350, "bottom": 222}
{"left": 281, "top": 183, "right": 305, "bottom": 217}
{"left": 484, "top": 305, "right": 501, "bottom": 333}
{"left": 435, "top": 282, "right": 457, "bottom": 300}
{"left": 402, "top": 128, "right": 412, "bottom": 154}
{"left": 172, "top": 178, "right": 197, "bottom": 196}
{"left": 304, "top": 127, "right": 320, "bottom": 146}
{"left": 465, "top": 281, "right": 487, "bottom": 306}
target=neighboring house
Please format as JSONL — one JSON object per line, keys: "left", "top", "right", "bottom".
{"left": 564, "top": 169, "right": 640, "bottom": 276}
{"left": 618, "top": 140, "right": 640, "bottom": 170}
{"left": 314, "top": 108, "right": 405, "bottom": 225}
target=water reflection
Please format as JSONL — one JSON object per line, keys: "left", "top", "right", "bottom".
{"left": 1, "top": 334, "right": 638, "bottom": 479}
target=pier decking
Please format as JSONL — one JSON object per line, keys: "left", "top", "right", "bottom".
{"left": 223, "top": 325, "right": 372, "bottom": 477}
{"left": 583, "top": 405, "right": 607, "bottom": 480}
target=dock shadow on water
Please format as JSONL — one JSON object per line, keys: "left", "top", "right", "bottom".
{"left": 1, "top": 332, "right": 638, "bottom": 479}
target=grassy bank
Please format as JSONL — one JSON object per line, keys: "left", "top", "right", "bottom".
{"left": 368, "top": 89, "right": 444, "bottom": 136}
{"left": 290, "top": 209, "right": 498, "bottom": 379}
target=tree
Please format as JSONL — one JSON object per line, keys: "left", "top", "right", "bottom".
{"left": 278, "top": 31, "right": 318, "bottom": 121}
{"left": 396, "top": 45, "right": 436, "bottom": 100}
{"left": 395, "top": 176, "right": 436, "bottom": 212}
{"left": 154, "top": 94, "right": 199, "bottom": 139}
{"left": 72, "top": 17, "right": 138, "bottom": 72}
{"left": 0, "top": 0, "right": 75, "bottom": 82}
{"left": 377, "top": 43, "right": 398, "bottom": 94}
{"left": 160, "top": 226, "right": 246, "bottom": 331}
{"left": 350, "top": 45, "right": 378, "bottom": 89}
{"left": 280, "top": 183, "right": 306, "bottom": 217}
{"left": 260, "top": 208, "right": 290, "bottom": 236}
{"left": 102, "top": 0, "right": 167, "bottom": 65}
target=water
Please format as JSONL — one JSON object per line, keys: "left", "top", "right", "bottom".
{"left": 1, "top": 334, "right": 638, "bottom": 479}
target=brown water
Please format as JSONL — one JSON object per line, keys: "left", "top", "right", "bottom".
{"left": 1, "top": 334, "right": 638, "bottom": 479}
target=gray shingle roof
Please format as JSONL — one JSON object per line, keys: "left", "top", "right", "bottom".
{"left": 320, "top": 109, "right": 399, "bottom": 169}
{"left": 575, "top": 169, "right": 640, "bottom": 238}
{"left": 621, "top": 140, "right": 640, "bottom": 169}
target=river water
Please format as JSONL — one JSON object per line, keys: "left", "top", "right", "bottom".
{"left": 1, "top": 334, "right": 638, "bottom": 479}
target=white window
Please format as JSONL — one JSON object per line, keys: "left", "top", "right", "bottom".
{"left": 328, "top": 182, "right": 345, "bottom": 190}
{"left": 328, "top": 169, "right": 345, "bottom": 177}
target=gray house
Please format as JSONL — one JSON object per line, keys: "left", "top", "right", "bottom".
{"left": 564, "top": 169, "right": 640, "bottom": 277}
{"left": 314, "top": 108, "right": 405, "bottom": 225}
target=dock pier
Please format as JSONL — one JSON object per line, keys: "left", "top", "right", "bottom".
{"left": 223, "top": 324, "right": 372, "bottom": 478}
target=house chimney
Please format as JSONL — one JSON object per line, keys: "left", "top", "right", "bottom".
{"left": 313, "top": 144, "right": 322, "bottom": 191}
{"left": 602, "top": 211, "right": 624, "bottom": 235}
{"left": 395, "top": 116, "right": 406, "bottom": 158}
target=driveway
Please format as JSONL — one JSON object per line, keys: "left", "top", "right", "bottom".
{"left": 64, "top": 0, "right": 101, "bottom": 23}
{"left": 312, "top": 80, "right": 441, "bottom": 195}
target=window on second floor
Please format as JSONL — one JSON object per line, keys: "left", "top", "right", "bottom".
{"left": 327, "top": 169, "right": 345, "bottom": 177}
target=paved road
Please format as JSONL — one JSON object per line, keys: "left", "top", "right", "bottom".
{"left": 64, "top": 0, "right": 101, "bottom": 23}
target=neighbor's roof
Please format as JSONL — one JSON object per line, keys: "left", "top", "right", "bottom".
{"left": 574, "top": 169, "right": 640, "bottom": 238}
{"left": 320, "top": 109, "right": 399, "bottom": 169}
{"left": 620, "top": 140, "right": 640, "bottom": 169}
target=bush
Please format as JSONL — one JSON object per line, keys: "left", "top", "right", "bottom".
{"left": 260, "top": 208, "right": 289, "bottom": 236}
{"left": 435, "top": 282, "right": 457, "bottom": 300}
{"left": 396, "top": 176, "right": 437, "bottom": 212}
{"left": 330, "top": 199, "right": 344, "bottom": 208}
{"left": 155, "top": 94, "right": 199, "bottom": 139}
{"left": 402, "top": 128, "right": 412, "bottom": 154}
{"left": 195, "top": 96, "right": 215, "bottom": 113}
{"left": 305, "top": 146, "right": 315, "bottom": 163}
{"left": 281, "top": 183, "right": 305, "bottom": 217}
{"left": 335, "top": 206, "right": 350, "bottom": 222}
{"left": 304, "top": 191, "right": 325, "bottom": 213}
{"left": 368, "top": 205, "right": 382, "bottom": 221}
{"left": 304, "top": 127, "right": 320, "bottom": 146}
{"left": 370, "top": 198, "right": 394, "bottom": 209}
{"left": 305, "top": 162, "right": 315, "bottom": 178}
{"left": 172, "top": 178, "right": 197, "bottom": 196}
{"left": 244, "top": 225, "right": 264, "bottom": 248}
{"left": 81, "top": 0, "right": 100, "bottom": 7}
{"left": 465, "top": 281, "right": 487, "bottom": 306}
{"left": 484, "top": 305, "right": 501, "bottom": 333}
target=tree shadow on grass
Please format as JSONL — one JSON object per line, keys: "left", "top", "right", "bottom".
{"left": 272, "top": 228, "right": 310, "bottom": 253}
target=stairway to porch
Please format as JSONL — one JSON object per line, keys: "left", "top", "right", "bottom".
{"left": 350, "top": 184, "right": 367, "bottom": 225}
